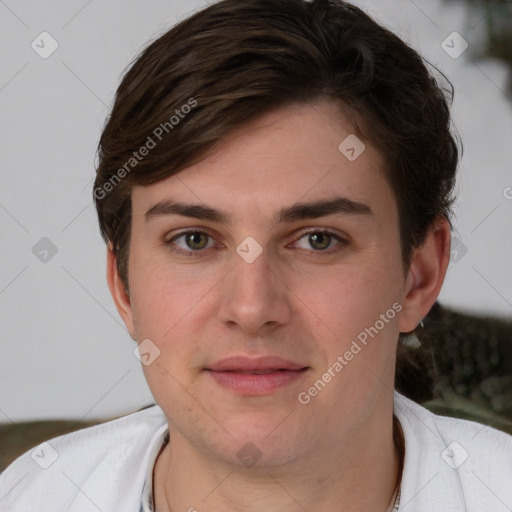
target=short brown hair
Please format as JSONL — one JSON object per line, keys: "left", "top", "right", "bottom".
{"left": 94, "top": 0, "right": 460, "bottom": 292}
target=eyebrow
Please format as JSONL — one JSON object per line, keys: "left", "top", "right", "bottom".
{"left": 144, "top": 196, "right": 373, "bottom": 225}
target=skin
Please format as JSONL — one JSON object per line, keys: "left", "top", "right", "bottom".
{"left": 107, "top": 100, "right": 451, "bottom": 512}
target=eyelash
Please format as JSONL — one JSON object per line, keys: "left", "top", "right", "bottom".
{"left": 165, "top": 229, "right": 348, "bottom": 257}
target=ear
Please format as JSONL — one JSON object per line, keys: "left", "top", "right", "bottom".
{"left": 106, "top": 242, "right": 136, "bottom": 339}
{"left": 398, "top": 216, "right": 451, "bottom": 333}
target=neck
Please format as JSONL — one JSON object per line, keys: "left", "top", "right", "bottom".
{"left": 153, "top": 409, "right": 403, "bottom": 512}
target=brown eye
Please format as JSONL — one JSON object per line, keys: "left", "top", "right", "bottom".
{"left": 167, "top": 231, "right": 216, "bottom": 256}
{"left": 184, "top": 232, "right": 209, "bottom": 250}
{"left": 308, "top": 232, "right": 331, "bottom": 250}
{"left": 293, "top": 230, "right": 347, "bottom": 254}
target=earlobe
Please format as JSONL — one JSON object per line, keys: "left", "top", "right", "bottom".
{"left": 106, "top": 243, "right": 136, "bottom": 339}
{"left": 398, "top": 217, "right": 451, "bottom": 333}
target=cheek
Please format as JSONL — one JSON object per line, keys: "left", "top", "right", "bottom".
{"left": 128, "top": 253, "right": 224, "bottom": 354}
{"left": 292, "top": 260, "right": 400, "bottom": 342}
{"left": 130, "top": 269, "right": 196, "bottom": 335}
{"left": 130, "top": 265, "right": 207, "bottom": 385}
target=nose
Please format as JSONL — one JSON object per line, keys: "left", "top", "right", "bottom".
{"left": 217, "top": 247, "right": 293, "bottom": 335}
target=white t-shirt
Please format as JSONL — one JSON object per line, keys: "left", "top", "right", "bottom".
{"left": 1, "top": 392, "right": 511, "bottom": 512}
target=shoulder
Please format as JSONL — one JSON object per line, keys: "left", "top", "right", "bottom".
{"left": 394, "top": 392, "right": 512, "bottom": 511}
{"left": 0, "top": 404, "right": 167, "bottom": 512}
{"left": 395, "top": 391, "right": 512, "bottom": 453}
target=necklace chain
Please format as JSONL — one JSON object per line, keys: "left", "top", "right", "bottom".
{"left": 153, "top": 417, "right": 405, "bottom": 512}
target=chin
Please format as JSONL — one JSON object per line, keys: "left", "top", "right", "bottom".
{"left": 215, "top": 416, "right": 309, "bottom": 466}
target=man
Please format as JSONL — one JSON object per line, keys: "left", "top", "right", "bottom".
{"left": 1, "top": 0, "right": 511, "bottom": 511}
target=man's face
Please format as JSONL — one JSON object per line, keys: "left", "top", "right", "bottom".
{"left": 123, "top": 101, "right": 409, "bottom": 466}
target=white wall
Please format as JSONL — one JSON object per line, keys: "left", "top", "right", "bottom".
{"left": 0, "top": 0, "right": 511, "bottom": 421}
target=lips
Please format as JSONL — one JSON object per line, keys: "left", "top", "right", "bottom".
{"left": 206, "top": 355, "right": 308, "bottom": 372}
{"left": 205, "top": 356, "right": 310, "bottom": 395}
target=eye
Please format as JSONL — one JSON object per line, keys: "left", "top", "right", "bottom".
{"left": 293, "top": 230, "right": 347, "bottom": 253}
{"left": 166, "top": 231, "right": 217, "bottom": 256}
{"left": 165, "top": 228, "right": 348, "bottom": 258}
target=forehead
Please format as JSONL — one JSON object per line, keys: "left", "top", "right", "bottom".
{"left": 131, "top": 101, "right": 395, "bottom": 226}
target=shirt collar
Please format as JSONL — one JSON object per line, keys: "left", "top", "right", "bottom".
{"left": 140, "top": 427, "right": 169, "bottom": 512}
{"left": 140, "top": 393, "right": 468, "bottom": 511}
